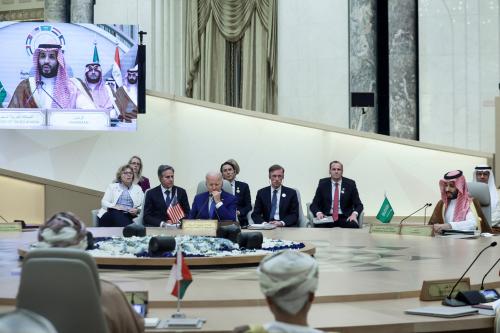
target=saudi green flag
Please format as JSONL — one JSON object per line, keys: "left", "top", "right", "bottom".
{"left": 0, "top": 81, "right": 6, "bottom": 104}
{"left": 376, "top": 196, "right": 394, "bottom": 223}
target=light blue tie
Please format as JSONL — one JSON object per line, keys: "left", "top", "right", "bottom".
{"left": 209, "top": 198, "right": 216, "bottom": 218}
{"left": 269, "top": 189, "right": 278, "bottom": 220}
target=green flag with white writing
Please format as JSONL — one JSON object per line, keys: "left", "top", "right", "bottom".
{"left": 0, "top": 81, "right": 6, "bottom": 104}
{"left": 376, "top": 196, "right": 394, "bottom": 223}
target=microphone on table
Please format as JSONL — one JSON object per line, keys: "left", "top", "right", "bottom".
{"left": 400, "top": 203, "right": 433, "bottom": 224}
{"left": 480, "top": 256, "right": 500, "bottom": 290}
{"left": 442, "top": 241, "right": 497, "bottom": 306}
{"left": 423, "top": 202, "right": 432, "bottom": 225}
{"left": 194, "top": 194, "right": 211, "bottom": 219}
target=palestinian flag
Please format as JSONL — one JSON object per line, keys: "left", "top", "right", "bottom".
{"left": 166, "top": 247, "right": 192, "bottom": 299}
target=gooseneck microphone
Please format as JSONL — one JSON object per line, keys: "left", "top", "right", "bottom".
{"left": 400, "top": 203, "right": 432, "bottom": 225}
{"left": 443, "top": 241, "right": 497, "bottom": 306}
{"left": 480, "top": 256, "right": 500, "bottom": 290}
{"left": 25, "top": 80, "right": 42, "bottom": 105}
{"left": 38, "top": 81, "right": 63, "bottom": 109}
{"left": 194, "top": 194, "right": 211, "bottom": 219}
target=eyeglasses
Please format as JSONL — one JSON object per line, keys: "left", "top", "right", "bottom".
{"left": 477, "top": 171, "right": 490, "bottom": 177}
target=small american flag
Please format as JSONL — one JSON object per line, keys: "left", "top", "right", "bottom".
{"left": 167, "top": 194, "right": 185, "bottom": 223}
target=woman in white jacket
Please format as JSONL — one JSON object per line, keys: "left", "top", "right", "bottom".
{"left": 98, "top": 164, "right": 144, "bottom": 227}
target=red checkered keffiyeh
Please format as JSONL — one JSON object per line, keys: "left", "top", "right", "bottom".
{"left": 32, "top": 45, "right": 71, "bottom": 109}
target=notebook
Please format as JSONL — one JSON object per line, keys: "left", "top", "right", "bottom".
{"left": 248, "top": 223, "right": 277, "bottom": 230}
{"left": 313, "top": 216, "right": 334, "bottom": 225}
{"left": 405, "top": 306, "right": 478, "bottom": 318}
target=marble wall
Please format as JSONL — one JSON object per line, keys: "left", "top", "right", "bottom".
{"left": 389, "top": 0, "right": 417, "bottom": 139}
{"left": 0, "top": 0, "right": 43, "bottom": 21}
{"left": 349, "top": 0, "right": 377, "bottom": 133}
{"left": 419, "top": 0, "right": 499, "bottom": 153}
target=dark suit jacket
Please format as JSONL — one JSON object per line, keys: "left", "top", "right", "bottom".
{"left": 188, "top": 191, "right": 237, "bottom": 221}
{"left": 234, "top": 181, "right": 252, "bottom": 225}
{"left": 310, "top": 177, "right": 363, "bottom": 218}
{"left": 143, "top": 185, "right": 190, "bottom": 227}
{"left": 251, "top": 186, "right": 299, "bottom": 227}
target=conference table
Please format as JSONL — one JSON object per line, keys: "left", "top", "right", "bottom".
{"left": 0, "top": 226, "right": 498, "bottom": 332}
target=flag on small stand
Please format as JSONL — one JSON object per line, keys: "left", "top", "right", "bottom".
{"left": 376, "top": 196, "right": 394, "bottom": 223}
{"left": 112, "top": 43, "right": 123, "bottom": 87}
{"left": 167, "top": 195, "right": 185, "bottom": 224}
{"left": 167, "top": 245, "right": 192, "bottom": 300}
{"left": 164, "top": 244, "right": 204, "bottom": 328}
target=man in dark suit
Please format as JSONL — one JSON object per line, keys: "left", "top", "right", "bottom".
{"left": 143, "top": 165, "right": 190, "bottom": 227}
{"left": 310, "top": 160, "right": 363, "bottom": 228}
{"left": 252, "top": 164, "right": 299, "bottom": 227}
{"left": 189, "top": 171, "right": 237, "bottom": 221}
{"left": 220, "top": 160, "right": 252, "bottom": 226}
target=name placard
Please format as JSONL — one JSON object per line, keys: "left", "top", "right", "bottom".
{"left": 0, "top": 109, "right": 46, "bottom": 128}
{"left": 47, "top": 109, "right": 110, "bottom": 129}
{"left": 400, "top": 224, "right": 434, "bottom": 237}
{"left": 0, "top": 222, "right": 23, "bottom": 232}
{"left": 420, "top": 278, "right": 471, "bottom": 301}
{"left": 182, "top": 220, "right": 217, "bottom": 236}
{"left": 369, "top": 223, "right": 401, "bottom": 234}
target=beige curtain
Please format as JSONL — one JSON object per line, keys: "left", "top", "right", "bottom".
{"left": 186, "top": 0, "right": 277, "bottom": 114}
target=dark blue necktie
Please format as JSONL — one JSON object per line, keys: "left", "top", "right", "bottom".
{"left": 209, "top": 198, "right": 216, "bottom": 218}
{"left": 269, "top": 189, "right": 278, "bottom": 221}
{"left": 165, "top": 190, "right": 171, "bottom": 207}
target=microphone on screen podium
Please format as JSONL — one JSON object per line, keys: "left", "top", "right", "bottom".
{"left": 399, "top": 203, "right": 432, "bottom": 224}
{"left": 25, "top": 80, "right": 43, "bottom": 105}
{"left": 37, "top": 81, "right": 63, "bottom": 109}
{"left": 442, "top": 241, "right": 497, "bottom": 306}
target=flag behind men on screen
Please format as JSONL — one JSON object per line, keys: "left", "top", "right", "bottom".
{"left": 167, "top": 194, "right": 185, "bottom": 223}
{"left": 112, "top": 44, "right": 123, "bottom": 87}
{"left": 376, "top": 195, "right": 394, "bottom": 223}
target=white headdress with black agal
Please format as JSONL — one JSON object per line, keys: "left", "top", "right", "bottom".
{"left": 473, "top": 165, "right": 498, "bottom": 209}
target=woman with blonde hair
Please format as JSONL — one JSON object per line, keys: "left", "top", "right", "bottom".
{"left": 128, "top": 155, "right": 150, "bottom": 192}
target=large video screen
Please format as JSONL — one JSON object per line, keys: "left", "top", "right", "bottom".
{"left": 0, "top": 22, "right": 141, "bottom": 131}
